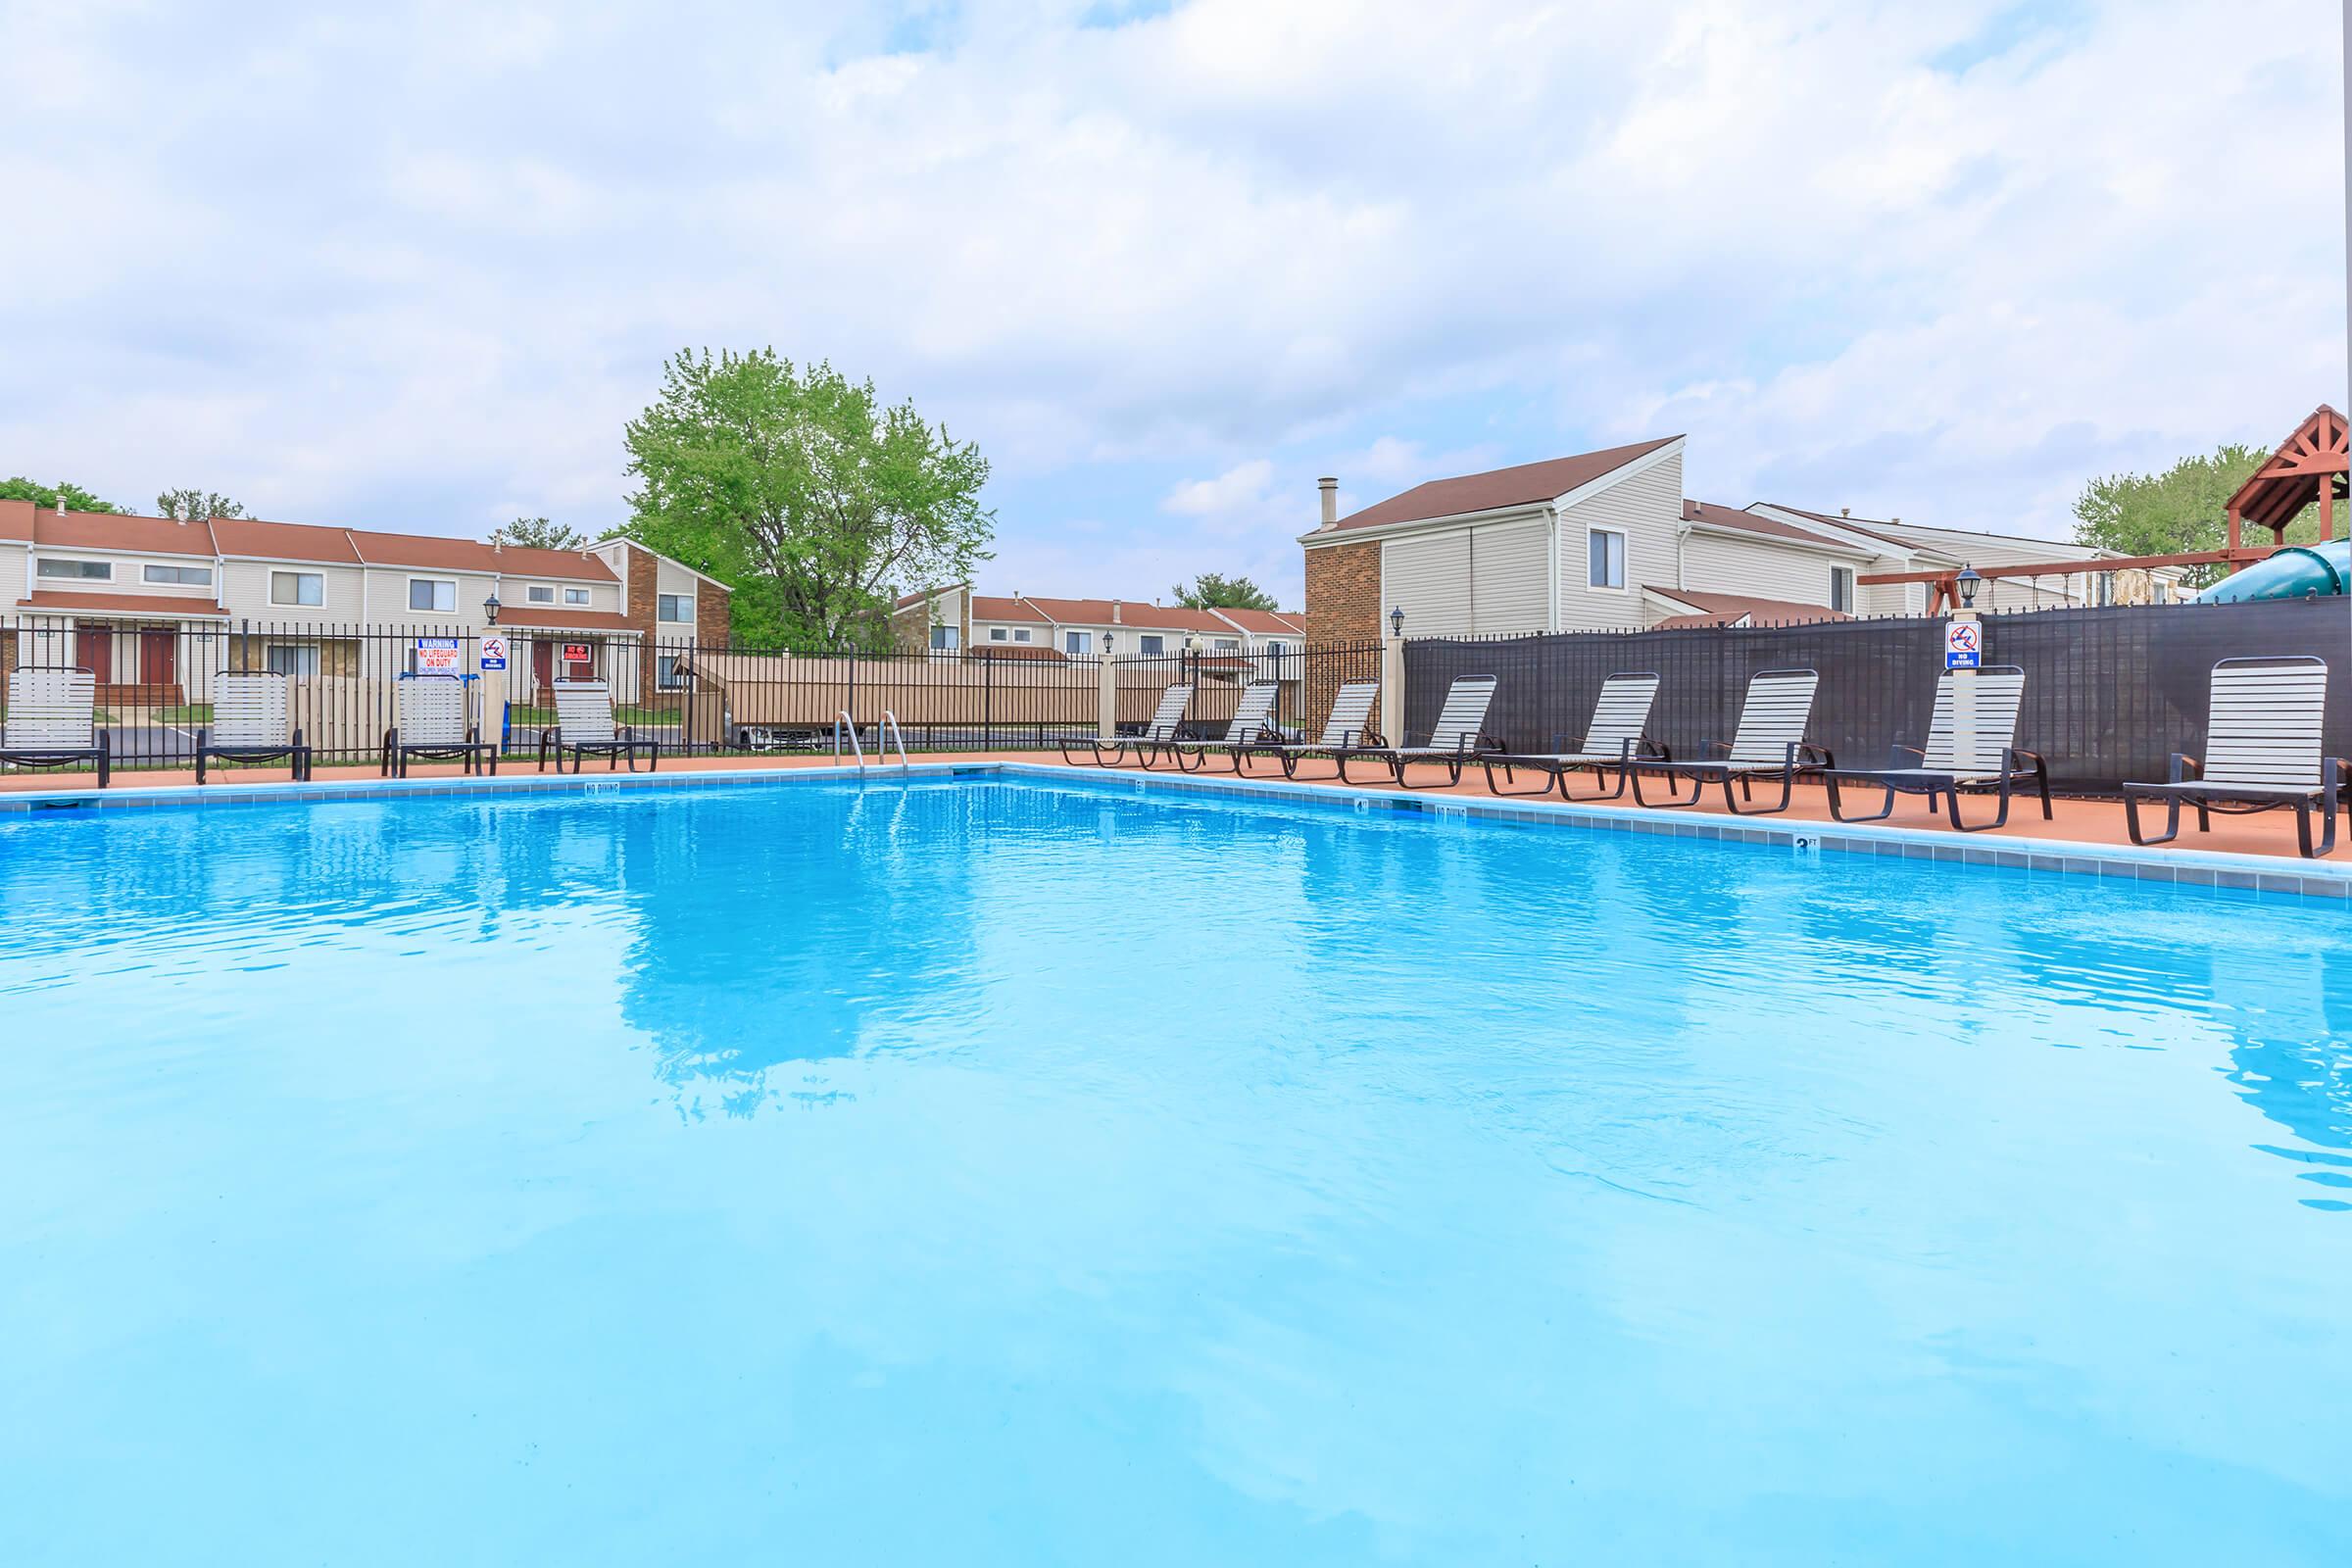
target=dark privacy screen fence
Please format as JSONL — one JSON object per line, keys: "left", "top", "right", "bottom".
{"left": 1403, "top": 598, "right": 2351, "bottom": 792}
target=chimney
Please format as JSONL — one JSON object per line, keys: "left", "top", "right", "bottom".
{"left": 56, "top": 495, "right": 67, "bottom": 516}
{"left": 1839, "top": 507, "right": 1850, "bottom": 517}
{"left": 1318, "top": 476, "right": 1339, "bottom": 528}
{"left": 1890, "top": 516, "right": 1901, "bottom": 524}
{"left": 1110, "top": 599, "right": 1122, "bottom": 624}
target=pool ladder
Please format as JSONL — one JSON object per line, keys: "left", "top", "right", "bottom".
{"left": 833, "top": 710, "right": 912, "bottom": 773}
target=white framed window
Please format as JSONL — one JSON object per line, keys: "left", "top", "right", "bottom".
{"left": 1064, "top": 630, "right": 1092, "bottom": 655}
{"left": 1139, "top": 634, "right": 1164, "bottom": 656}
{"left": 1212, "top": 637, "right": 1239, "bottom": 651}
{"left": 656, "top": 654, "right": 688, "bottom": 690}
{"left": 265, "top": 644, "right": 319, "bottom": 676}
{"left": 36, "top": 558, "right": 112, "bottom": 580}
{"left": 526, "top": 584, "right": 555, "bottom": 604}
{"left": 408, "top": 577, "right": 457, "bottom": 613}
{"left": 564, "top": 587, "right": 591, "bottom": 607}
{"left": 270, "top": 570, "right": 324, "bottom": 607}
{"left": 931, "top": 624, "right": 959, "bottom": 651}
{"left": 144, "top": 563, "right": 213, "bottom": 586}
{"left": 1012, "top": 627, "right": 1031, "bottom": 643}
{"left": 1830, "top": 566, "right": 1855, "bottom": 613}
{"left": 658, "top": 593, "right": 692, "bottom": 621}
{"left": 989, "top": 626, "right": 1008, "bottom": 642}
{"left": 1587, "top": 527, "right": 1626, "bottom": 591}
{"left": 1263, "top": 641, "right": 1289, "bottom": 660}
{"left": 2094, "top": 572, "right": 2116, "bottom": 608}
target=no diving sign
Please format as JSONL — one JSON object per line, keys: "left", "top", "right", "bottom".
{"left": 1945, "top": 621, "right": 1982, "bottom": 671}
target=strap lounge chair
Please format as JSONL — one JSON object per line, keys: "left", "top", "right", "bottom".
{"left": 1060, "top": 682, "right": 1193, "bottom": 768}
{"left": 537, "top": 679, "right": 656, "bottom": 773}
{"left": 2123, "top": 656, "right": 2346, "bottom": 858}
{"left": 380, "top": 675, "right": 498, "bottom": 778}
{"left": 1820, "top": 665, "right": 2047, "bottom": 831}
{"left": 1482, "top": 672, "right": 1664, "bottom": 801}
{"left": 1237, "top": 680, "right": 1382, "bottom": 779}
{"left": 1165, "top": 681, "right": 1281, "bottom": 772}
{"left": 1336, "top": 675, "right": 1499, "bottom": 789}
{"left": 0, "top": 667, "right": 109, "bottom": 787}
{"left": 196, "top": 671, "right": 312, "bottom": 784}
{"left": 1630, "top": 668, "right": 1826, "bottom": 814}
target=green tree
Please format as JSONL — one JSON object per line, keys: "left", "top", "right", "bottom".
{"left": 0, "top": 477, "right": 120, "bottom": 513}
{"left": 622, "top": 348, "right": 995, "bottom": 648}
{"left": 1170, "top": 571, "right": 1279, "bottom": 611}
{"left": 490, "top": 515, "right": 587, "bottom": 550}
{"left": 2072, "top": 443, "right": 2320, "bottom": 585}
{"left": 155, "top": 488, "right": 244, "bottom": 521}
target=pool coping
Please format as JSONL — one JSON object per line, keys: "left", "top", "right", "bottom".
{"left": 3, "top": 757, "right": 2345, "bottom": 901}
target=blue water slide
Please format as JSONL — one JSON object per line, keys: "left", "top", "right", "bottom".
{"left": 2198, "top": 539, "right": 2350, "bottom": 603}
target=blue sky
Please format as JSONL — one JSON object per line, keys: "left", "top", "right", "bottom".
{"left": 0, "top": 0, "right": 2341, "bottom": 607}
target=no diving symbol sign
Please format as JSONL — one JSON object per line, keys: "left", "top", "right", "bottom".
{"left": 1945, "top": 621, "right": 1982, "bottom": 671}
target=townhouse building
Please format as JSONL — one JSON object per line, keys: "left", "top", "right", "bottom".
{"left": 893, "top": 588, "right": 1305, "bottom": 660}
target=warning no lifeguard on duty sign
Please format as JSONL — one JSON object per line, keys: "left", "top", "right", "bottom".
{"left": 1944, "top": 621, "right": 1982, "bottom": 671}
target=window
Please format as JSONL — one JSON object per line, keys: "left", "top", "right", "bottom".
{"left": 1587, "top": 528, "right": 1626, "bottom": 591}
{"left": 658, "top": 593, "right": 692, "bottom": 622}
{"left": 270, "top": 570, "right": 324, "bottom": 607}
{"left": 1213, "top": 638, "right": 1239, "bottom": 652}
{"left": 36, "top": 558, "right": 111, "bottom": 580}
{"left": 1065, "top": 630, "right": 1092, "bottom": 655}
{"left": 1263, "top": 641, "right": 1289, "bottom": 660}
{"left": 2154, "top": 581, "right": 2173, "bottom": 604}
{"left": 2094, "top": 572, "right": 2116, "bottom": 608}
{"left": 564, "top": 587, "right": 591, "bottom": 607}
{"left": 989, "top": 626, "right": 1008, "bottom": 642}
{"left": 930, "top": 624, "right": 959, "bottom": 651}
{"left": 1139, "top": 634, "right": 1164, "bottom": 656}
{"left": 265, "top": 644, "right": 319, "bottom": 676}
{"left": 656, "top": 654, "right": 688, "bottom": 690}
{"left": 408, "top": 578, "right": 457, "bottom": 612}
{"left": 144, "top": 564, "right": 213, "bottom": 586}
{"left": 1012, "top": 627, "right": 1031, "bottom": 643}
{"left": 1830, "top": 566, "right": 1855, "bottom": 613}
{"left": 526, "top": 584, "right": 555, "bottom": 604}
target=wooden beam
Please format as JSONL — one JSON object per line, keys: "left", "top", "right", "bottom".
{"left": 1857, "top": 547, "right": 2267, "bottom": 586}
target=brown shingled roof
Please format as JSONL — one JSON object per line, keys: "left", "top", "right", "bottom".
{"left": 1327, "top": 437, "right": 1680, "bottom": 532}
{"left": 210, "top": 515, "right": 366, "bottom": 564}
{"left": 346, "top": 528, "right": 613, "bottom": 580}
{"left": 1681, "top": 499, "right": 1859, "bottom": 547}
{"left": 36, "top": 508, "right": 219, "bottom": 558}
{"left": 16, "top": 590, "right": 228, "bottom": 618}
{"left": 1643, "top": 586, "right": 1852, "bottom": 628}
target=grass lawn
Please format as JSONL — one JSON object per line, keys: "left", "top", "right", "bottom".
{"left": 97, "top": 705, "right": 214, "bottom": 725}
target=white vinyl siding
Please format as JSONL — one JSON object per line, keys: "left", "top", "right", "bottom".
{"left": 1468, "top": 518, "right": 1548, "bottom": 635}
{"left": 1681, "top": 531, "right": 1853, "bottom": 609}
{"left": 1382, "top": 529, "right": 1473, "bottom": 639}
{"left": 1556, "top": 448, "right": 1682, "bottom": 631}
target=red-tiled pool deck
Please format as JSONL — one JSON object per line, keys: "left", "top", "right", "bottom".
{"left": 5, "top": 749, "right": 2345, "bottom": 862}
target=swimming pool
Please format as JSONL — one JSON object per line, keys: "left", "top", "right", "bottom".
{"left": 2, "top": 773, "right": 2347, "bottom": 1564}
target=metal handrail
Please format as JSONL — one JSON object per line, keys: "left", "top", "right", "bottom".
{"left": 880, "top": 710, "right": 911, "bottom": 771}
{"left": 832, "top": 710, "right": 864, "bottom": 768}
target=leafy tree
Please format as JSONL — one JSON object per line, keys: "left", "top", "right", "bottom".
{"left": 155, "top": 488, "right": 244, "bottom": 521}
{"left": 622, "top": 348, "right": 994, "bottom": 648}
{"left": 490, "top": 515, "right": 587, "bottom": 550}
{"left": 2073, "top": 443, "right": 2320, "bottom": 585}
{"left": 1170, "top": 571, "right": 1279, "bottom": 611}
{"left": 0, "top": 477, "right": 120, "bottom": 513}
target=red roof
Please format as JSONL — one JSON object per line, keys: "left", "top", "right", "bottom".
{"left": 28, "top": 507, "right": 220, "bottom": 558}
{"left": 970, "top": 595, "right": 1245, "bottom": 633}
{"left": 210, "top": 515, "right": 366, "bottom": 564}
{"left": 489, "top": 608, "right": 638, "bottom": 633}
{"left": 1327, "top": 437, "right": 1680, "bottom": 532}
{"left": 346, "top": 529, "right": 614, "bottom": 581}
{"left": 1644, "top": 587, "right": 1852, "bottom": 628}
{"left": 15, "top": 590, "right": 228, "bottom": 619}
{"left": 1209, "top": 607, "right": 1306, "bottom": 634}
{"left": 2, "top": 502, "right": 615, "bottom": 581}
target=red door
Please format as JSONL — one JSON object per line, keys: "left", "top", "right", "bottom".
{"left": 75, "top": 623, "right": 113, "bottom": 682}
{"left": 139, "top": 630, "right": 176, "bottom": 685}
{"left": 532, "top": 640, "right": 554, "bottom": 697}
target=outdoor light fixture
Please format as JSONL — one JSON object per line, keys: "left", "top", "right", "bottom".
{"left": 482, "top": 592, "right": 502, "bottom": 626}
{"left": 1389, "top": 606, "right": 1405, "bottom": 637}
{"left": 1954, "top": 565, "right": 1982, "bottom": 610}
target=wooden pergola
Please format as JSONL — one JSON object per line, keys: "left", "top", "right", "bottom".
{"left": 1863, "top": 404, "right": 2347, "bottom": 612}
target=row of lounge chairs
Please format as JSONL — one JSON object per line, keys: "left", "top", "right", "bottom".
{"left": 0, "top": 671, "right": 653, "bottom": 786}
{"left": 1064, "top": 656, "right": 2345, "bottom": 857}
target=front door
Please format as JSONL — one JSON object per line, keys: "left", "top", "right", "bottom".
{"left": 532, "top": 640, "right": 555, "bottom": 697}
{"left": 75, "top": 623, "right": 113, "bottom": 682}
{"left": 139, "top": 630, "right": 176, "bottom": 685}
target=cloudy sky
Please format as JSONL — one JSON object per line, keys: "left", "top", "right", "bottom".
{"left": 1, "top": 0, "right": 2342, "bottom": 606}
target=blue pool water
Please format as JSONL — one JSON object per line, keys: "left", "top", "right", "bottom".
{"left": 2, "top": 775, "right": 2348, "bottom": 1565}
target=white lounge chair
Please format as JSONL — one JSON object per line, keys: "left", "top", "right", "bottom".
{"left": 537, "top": 679, "right": 655, "bottom": 773}
{"left": 1483, "top": 671, "right": 1662, "bottom": 801}
{"left": 1820, "top": 665, "right": 2047, "bottom": 830}
{"left": 197, "top": 671, "right": 311, "bottom": 783}
{"left": 1238, "top": 679, "right": 1381, "bottom": 779}
{"left": 1631, "top": 667, "right": 1825, "bottom": 814}
{"left": 2124, "top": 656, "right": 2345, "bottom": 858}
{"left": 0, "top": 667, "right": 108, "bottom": 787}
{"left": 1164, "top": 681, "right": 1281, "bottom": 772}
{"left": 1061, "top": 682, "right": 1193, "bottom": 768}
{"left": 381, "top": 675, "right": 497, "bottom": 778}
{"left": 1336, "top": 674, "right": 1499, "bottom": 788}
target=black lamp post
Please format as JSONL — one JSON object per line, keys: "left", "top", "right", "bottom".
{"left": 1954, "top": 565, "right": 1982, "bottom": 611}
{"left": 1389, "top": 606, "right": 1404, "bottom": 638}
{"left": 483, "top": 592, "right": 502, "bottom": 627}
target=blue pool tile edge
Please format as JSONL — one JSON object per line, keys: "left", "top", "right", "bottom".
{"left": 3, "top": 758, "right": 2345, "bottom": 901}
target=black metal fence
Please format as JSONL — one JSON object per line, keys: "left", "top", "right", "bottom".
{"left": 1403, "top": 598, "right": 2351, "bottom": 791}
{"left": 0, "top": 615, "right": 1394, "bottom": 776}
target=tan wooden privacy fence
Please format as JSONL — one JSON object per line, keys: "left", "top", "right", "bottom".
{"left": 675, "top": 652, "right": 1220, "bottom": 735}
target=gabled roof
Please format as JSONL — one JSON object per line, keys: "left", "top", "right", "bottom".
{"left": 1681, "top": 499, "right": 1864, "bottom": 550}
{"left": 970, "top": 595, "right": 1258, "bottom": 634}
{"left": 25, "top": 507, "right": 219, "bottom": 559}
{"left": 1751, "top": 504, "right": 1917, "bottom": 552}
{"left": 1325, "top": 437, "right": 1681, "bottom": 533}
{"left": 1642, "top": 586, "right": 1852, "bottom": 629}
{"left": 1209, "top": 607, "right": 1307, "bottom": 635}
{"left": 209, "top": 515, "right": 366, "bottom": 564}
{"left": 347, "top": 529, "right": 614, "bottom": 581}
{"left": 3, "top": 501, "right": 619, "bottom": 581}
{"left": 2227, "top": 404, "right": 2348, "bottom": 534}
